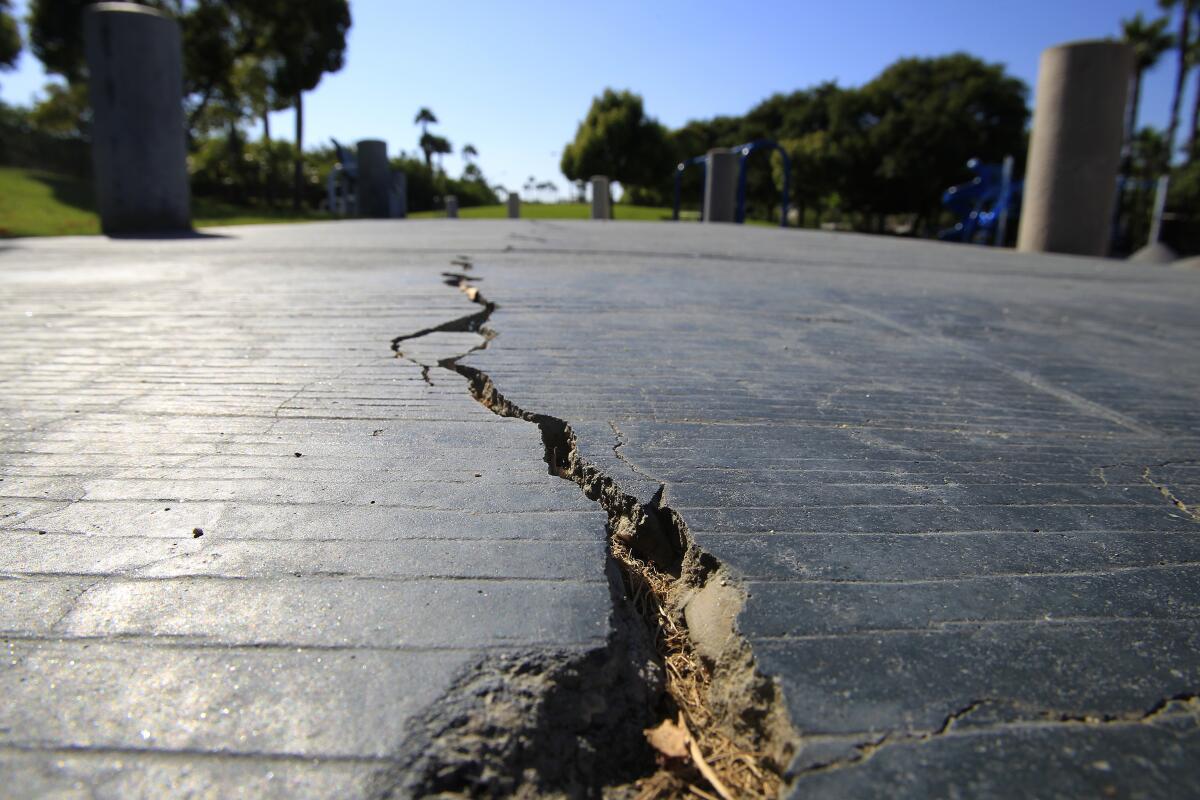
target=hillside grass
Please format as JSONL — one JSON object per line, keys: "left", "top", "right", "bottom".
{"left": 1, "top": 167, "right": 783, "bottom": 236}
{"left": 0, "top": 166, "right": 331, "bottom": 237}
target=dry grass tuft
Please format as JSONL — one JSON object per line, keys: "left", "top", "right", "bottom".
{"left": 611, "top": 537, "right": 781, "bottom": 800}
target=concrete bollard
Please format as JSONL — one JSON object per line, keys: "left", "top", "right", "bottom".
{"left": 1017, "top": 40, "right": 1133, "bottom": 256}
{"left": 356, "top": 139, "right": 390, "bottom": 218}
{"left": 703, "top": 149, "right": 738, "bottom": 223}
{"left": 389, "top": 170, "right": 407, "bottom": 218}
{"left": 83, "top": 2, "right": 190, "bottom": 234}
{"left": 590, "top": 176, "right": 610, "bottom": 220}
{"left": 445, "top": 195, "right": 459, "bottom": 218}
{"left": 507, "top": 192, "right": 520, "bottom": 218}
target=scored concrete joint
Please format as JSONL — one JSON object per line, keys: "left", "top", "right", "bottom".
{"left": 355, "top": 139, "right": 390, "bottom": 219}
{"left": 445, "top": 195, "right": 459, "bottom": 218}
{"left": 1017, "top": 40, "right": 1133, "bottom": 256}
{"left": 83, "top": 2, "right": 191, "bottom": 235}
{"left": 507, "top": 192, "right": 520, "bottom": 219}
{"left": 703, "top": 149, "right": 738, "bottom": 223}
{"left": 590, "top": 176, "right": 611, "bottom": 220}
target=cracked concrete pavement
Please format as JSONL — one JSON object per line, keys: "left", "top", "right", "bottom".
{"left": 2, "top": 220, "right": 1200, "bottom": 797}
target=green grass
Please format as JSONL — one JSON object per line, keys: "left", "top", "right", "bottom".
{"left": 1, "top": 166, "right": 781, "bottom": 236}
{"left": 408, "top": 202, "right": 694, "bottom": 222}
{"left": 0, "top": 166, "right": 330, "bottom": 237}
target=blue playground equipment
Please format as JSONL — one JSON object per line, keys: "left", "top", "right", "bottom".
{"left": 673, "top": 139, "right": 791, "bottom": 227}
{"left": 938, "top": 157, "right": 1022, "bottom": 245}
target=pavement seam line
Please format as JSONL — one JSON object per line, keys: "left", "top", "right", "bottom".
{"left": 389, "top": 263, "right": 800, "bottom": 798}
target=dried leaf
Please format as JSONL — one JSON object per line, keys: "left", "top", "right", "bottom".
{"left": 680, "top": 715, "right": 735, "bottom": 800}
{"left": 644, "top": 718, "right": 690, "bottom": 760}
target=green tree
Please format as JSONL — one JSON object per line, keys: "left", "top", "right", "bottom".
{"left": 29, "top": 79, "right": 89, "bottom": 135}
{"left": 420, "top": 132, "right": 451, "bottom": 173}
{"left": 26, "top": 0, "right": 90, "bottom": 82}
{"left": 1160, "top": 0, "right": 1199, "bottom": 158}
{"left": 560, "top": 89, "right": 672, "bottom": 196}
{"left": 462, "top": 142, "right": 478, "bottom": 163}
{"left": 414, "top": 106, "right": 437, "bottom": 135}
{"left": 857, "top": 53, "right": 1028, "bottom": 228}
{"left": 256, "top": 0, "right": 351, "bottom": 210}
{"left": 1122, "top": 13, "right": 1174, "bottom": 153}
{"left": 0, "top": 0, "right": 21, "bottom": 72}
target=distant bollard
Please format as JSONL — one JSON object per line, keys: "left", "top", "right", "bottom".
{"left": 389, "top": 170, "right": 407, "bottom": 218}
{"left": 590, "top": 176, "right": 610, "bottom": 219}
{"left": 445, "top": 195, "right": 459, "bottom": 218}
{"left": 83, "top": 2, "right": 190, "bottom": 234}
{"left": 703, "top": 149, "right": 738, "bottom": 223}
{"left": 507, "top": 193, "right": 520, "bottom": 218}
{"left": 1017, "top": 40, "right": 1133, "bottom": 256}
{"left": 356, "top": 139, "right": 390, "bottom": 218}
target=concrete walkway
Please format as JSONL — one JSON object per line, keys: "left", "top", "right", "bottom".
{"left": 2, "top": 221, "right": 1198, "bottom": 798}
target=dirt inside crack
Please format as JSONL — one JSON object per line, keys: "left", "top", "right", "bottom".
{"left": 384, "top": 265, "right": 798, "bottom": 799}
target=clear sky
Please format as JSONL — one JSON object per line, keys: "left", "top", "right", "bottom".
{"left": 0, "top": 0, "right": 1190, "bottom": 194}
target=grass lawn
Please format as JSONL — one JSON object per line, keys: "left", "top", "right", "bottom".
{"left": 408, "top": 202, "right": 696, "bottom": 222}
{"left": 0, "top": 166, "right": 331, "bottom": 237}
{"left": 1, "top": 166, "right": 779, "bottom": 236}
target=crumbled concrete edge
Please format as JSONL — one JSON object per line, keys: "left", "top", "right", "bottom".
{"left": 371, "top": 563, "right": 663, "bottom": 799}
{"left": 383, "top": 265, "right": 801, "bottom": 798}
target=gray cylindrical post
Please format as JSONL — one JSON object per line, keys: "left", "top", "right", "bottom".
{"left": 590, "top": 176, "right": 610, "bottom": 220}
{"left": 389, "top": 170, "right": 407, "bottom": 218}
{"left": 83, "top": 2, "right": 190, "bottom": 234}
{"left": 507, "top": 192, "right": 520, "bottom": 218}
{"left": 356, "top": 139, "right": 389, "bottom": 218}
{"left": 703, "top": 149, "right": 738, "bottom": 223}
{"left": 1017, "top": 40, "right": 1133, "bottom": 256}
{"left": 445, "top": 195, "right": 459, "bottom": 218}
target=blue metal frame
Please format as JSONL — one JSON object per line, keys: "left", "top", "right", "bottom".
{"left": 673, "top": 140, "right": 791, "bottom": 227}
{"left": 733, "top": 140, "right": 790, "bottom": 227}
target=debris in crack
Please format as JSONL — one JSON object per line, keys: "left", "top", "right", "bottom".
{"left": 386, "top": 259, "right": 799, "bottom": 799}
{"left": 1143, "top": 465, "right": 1200, "bottom": 523}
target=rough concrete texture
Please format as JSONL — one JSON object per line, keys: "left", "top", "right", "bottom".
{"left": 3, "top": 220, "right": 1200, "bottom": 797}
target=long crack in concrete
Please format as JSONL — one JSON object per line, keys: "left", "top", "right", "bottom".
{"left": 376, "top": 261, "right": 799, "bottom": 799}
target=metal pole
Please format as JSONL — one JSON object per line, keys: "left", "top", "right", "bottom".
{"left": 994, "top": 155, "right": 1014, "bottom": 246}
{"left": 673, "top": 164, "right": 683, "bottom": 221}
{"left": 1148, "top": 175, "right": 1170, "bottom": 245}
{"left": 779, "top": 146, "right": 791, "bottom": 228}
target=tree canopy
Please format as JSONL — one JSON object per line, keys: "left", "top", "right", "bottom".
{"left": 0, "top": 0, "right": 21, "bottom": 71}
{"left": 560, "top": 89, "right": 671, "bottom": 187}
{"left": 574, "top": 54, "right": 1029, "bottom": 230}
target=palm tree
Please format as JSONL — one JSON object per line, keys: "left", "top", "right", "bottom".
{"left": 414, "top": 107, "right": 437, "bottom": 136}
{"left": 1122, "top": 13, "right": 1173, "bottom": 148}
{"left": 1160, "top": 0, "right": 1198, "bottom": 159}
{"left": 1188, "top": 6, "right": 1200, "bottom": 156}
{"left": 462, "top": 143, "right": 478, "bottom": 164}
{"left": 426, "top": 134, "right": 452, "bottom": 173}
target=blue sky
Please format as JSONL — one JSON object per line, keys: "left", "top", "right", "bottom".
{"left": 1, "top": 0, "right": 1190, "bottom": 194}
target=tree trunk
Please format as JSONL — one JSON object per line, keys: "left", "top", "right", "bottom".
{"left": 1165, "top": 4, "right": 1191, "bottom": 160}
{"left": 263, "top": 111, "right": 274, "bottom": 208}
{"left": 292, "top": 93, "right": 303, "bottom": 213}
{"left": 1189, "top": 63, "right": 1200, "bottom": 158}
